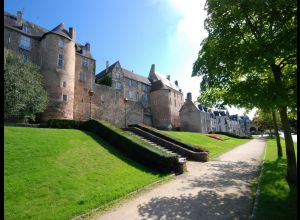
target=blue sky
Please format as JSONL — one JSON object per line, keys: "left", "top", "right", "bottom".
{"left": 4, "top": 0, "right": 256, "bottom": 118}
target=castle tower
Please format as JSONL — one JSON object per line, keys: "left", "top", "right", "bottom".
{"left": 39, "top": 23, "right": 76, "bottom": 121}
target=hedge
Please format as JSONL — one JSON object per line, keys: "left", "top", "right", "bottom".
{"left": 46, "top": 119, "right": 83, "bottom": 129}
{"left": 208, "top": 131, "right": 253, "bottom": 139}
{"left": 81, "top": 119, "right": 179, "bottom": 173}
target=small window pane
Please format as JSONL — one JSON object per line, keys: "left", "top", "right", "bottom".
{"left": 82, "top": 57, "right": 88, "bottom": 67}
{"left": 58, "top": 54, "right": 64, "bottom": 68}
{"left": 63, "top": 94, "right": 68, "bottom": 102}
{"left": 19, "top": 35, "right": 31, "bottom": 50}
{"left": 58, "top": 39, "right": 64, "bottom": 48}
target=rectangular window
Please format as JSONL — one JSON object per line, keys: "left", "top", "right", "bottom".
{"left": 63, "top": 94, "right": 68, "bottom": 102}
{"left": 136, "top": 92, "right": 139, "bottom": 101}
{"left": 164, "top": 90, "right": 168, "bottom": 96}
{"left": 128, "top": 79, "right": 133, "bottom": 87}
{"left": 136, "top": 81, "right": 139, "bottom": 89}
{"left": 57, "top": 54, "right": 64, "bottom": 68}
{"left": 63, "top": 81, "right": 66, "bottom": 87}
{"left": 129, "top": 90, "right": 133, "bottom": 99}
{"left": 143, "top": 93, "right": 148, "bottom": 101}
{"left": 115, "top": 72, "right": 120, "bottom": 80}
{"left": 82, "top": 57, "right": 88, "bottom": 67}
{"left": 19, "top": 35, "right": 31, "bottom": 50}
{"left": 79, "top": 72, "right": 86, "bottom": 81}
{"left": 58, "top": 39, "right": 64, "bottom": 48}
{"left": 115, "top": 91, "right": 120, "bottom": 101}
{"left": 142, "top": 84, "right": 147, "bottom": 91}
{"left": 115, "top": 82, "right": 122, "bottom": 90}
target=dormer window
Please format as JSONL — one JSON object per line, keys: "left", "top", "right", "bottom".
{"left": 82, "top": 48, "right": 86, "bottom": 56}
{"left": 58, "top": 39, "right": 64, "bottom": 48}
{"left": 22, "top": 24, "right": 30, "bottom": 33}
{"left": 82, "top": 57, "right": 88, "bottom": 67}
{"left": 19, "top": 35, "right": 31, "bottom": 51}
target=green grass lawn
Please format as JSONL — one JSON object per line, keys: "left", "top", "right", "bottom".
{"left": 4, "top": 126, "right": 166, "bottom": 220}
{"left": 160, "top": 131, "right": 250, "bottom": 159}
{"left": 255, "top": 137, "right": 297, "bottom": 220}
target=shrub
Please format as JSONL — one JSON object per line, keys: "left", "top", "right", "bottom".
{"left": 81, "top": 120, "right": 179, "bottom": 173}
{"left": 96, "top": 75, "right": 112, "bottom": 86}
{"left": 46, "top": 119, "right": 82, "bottom": 129}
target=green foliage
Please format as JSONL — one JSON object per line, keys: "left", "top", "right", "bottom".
{"left": 160, "top": 131, "right": 250, "bottom": 159}
{"left": 81, "top": 120, "right": 179, "bottom": 173}
{"left": 96, "top": 75, "right": 112, "bottom": 86}
{"left": 47, "top": 119, "right": 83, "bottom": 129}
{"left": 4, "top": 126, "right": 165, "bottom": 220}
{"left": 4, "top": 48, "right": 48, "bottom": 121}
{"left": 253, "top": 109, "right": 281, "bottom": 133}
{"left": 255, "top": 138, "right": 297, "bottom": 219}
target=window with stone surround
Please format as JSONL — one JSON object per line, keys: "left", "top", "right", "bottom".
{"left": 19, "top": 35, "right": 31, "bottom": 51}
{"left": 57, "top": 54, "right": 64, "bottom": 68}
{"left": 129, "top": 90, "right": 133, "bottom": 99}
{"left": 82, "top": 57, "right": 88, "bottom": 68}
{"left": 79, "top": 72, "right": 86, "bottom": 81}
{"left": 63, "top": 94, "right": 68, "bottom": 102}
{"left": 115, "top": 82, "right": 122, "bottom": 90}
{"left": 82, "top": 48, "right": 86, "bottom": 56}
{"left": 115, "top": 72, "right": 120, "bottom": 80}
{"left": 128, "top": 79, "right": 133, "bottom": 87}
{"left": 58, "top": 38, "right": 64, "bottom": 48}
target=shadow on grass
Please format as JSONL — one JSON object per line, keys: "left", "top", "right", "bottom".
{"left": 256, "top": 158, "right": 297, "bottom": 220}
{"left": 81, "top": 130, "right": 166, "bottom": 177}
{"left": 138, "top": 161, "right": 260, "bottom": 220}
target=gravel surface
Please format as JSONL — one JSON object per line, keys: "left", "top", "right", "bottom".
{"left": 93, "top": 137, "right": 266, "bottom": 220}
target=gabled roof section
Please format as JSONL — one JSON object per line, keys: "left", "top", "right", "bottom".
{"left": 48, "top": 23, "right": 71, "bottom": 40}
{"left": 95, "top": 61, "right": 120, "bottom": 80}
{"left": 122, "top": 68, "right": 151, "bottom": 85}
{"left": 150, "top": 80, "right": 169, "bottom": 91}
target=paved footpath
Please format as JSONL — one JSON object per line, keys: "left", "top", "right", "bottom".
{"left": 93, "top": 137, "right": 266, "bottom": 220}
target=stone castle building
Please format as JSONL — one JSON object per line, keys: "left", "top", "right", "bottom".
{"left": 4, "top": 11, "right": 183, "bottom": 129}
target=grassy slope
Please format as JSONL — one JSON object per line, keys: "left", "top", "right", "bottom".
{"left": 160, "top": 131, "right": 250, "bottom": 159}
{"left": 255, "top": 138, "right": 297, "bottom": 220}
{"left": 4, "top": 126, "right": 166, "bottom": 220}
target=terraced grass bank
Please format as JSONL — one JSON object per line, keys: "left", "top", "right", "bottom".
{"left": 255, "top": 138, "right": 297, "bottom": 220}
{"left": 4, "top": 126, "right": 167, "bottom": 220}
{"left": 160, "top": 131, "right": 250, "bottom": 159}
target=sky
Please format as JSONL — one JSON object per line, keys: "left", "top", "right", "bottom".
{"left": 4, "top": 0, "right": 256, "bottom": 119}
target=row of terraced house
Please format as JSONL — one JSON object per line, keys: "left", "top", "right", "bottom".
{"left": 4, "top": 11, "right": 252, "bottom": 134}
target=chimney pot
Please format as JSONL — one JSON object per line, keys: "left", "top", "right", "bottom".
{"left": 187, "top": 92, "right": 192, "bottom": 101}
{"left": 106, "top": 61, "right": 109, "bottom": 73}
{"left": 17, "top": 11, "right": 23, "bottom": 25}
{"left": 167, "top": 75, "right": 170, "bottom": 80}
{"left": 175, "top": 80, "right": 178, "bottom": 86}
{"left": 85, "top": 42, "right": 90, "bottom": 51}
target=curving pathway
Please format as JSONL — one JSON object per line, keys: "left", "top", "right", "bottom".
{"left": 93, "top": 137, "right": 266, "bottom": 220}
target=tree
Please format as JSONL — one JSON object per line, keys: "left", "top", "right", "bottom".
{"left": 96, "top": 75, "right": 112, "bottom": 86}
{"left": 253, "top": 109, "right": 283, "bottom": 158}
{"left": 192, "top": 0, "right": 296, "bottom": 183}
{"left": 4, "top": 48, "right": 48, "bottom": 122}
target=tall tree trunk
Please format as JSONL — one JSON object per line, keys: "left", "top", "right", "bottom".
{"left": 271, "top": 63, "right": 297, "bottom": 184}
{"left": 278, "top": 106, "right": 297, "bottom": 183}
{"left": 271, "top": 109, "right": 283, "bottom": 158}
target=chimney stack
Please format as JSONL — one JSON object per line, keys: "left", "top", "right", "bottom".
{"left": 167, "top": 75, "right": 170, "bottom": 81}
{"left": 69, "top": 27, "right": 76, "bottom": 41}
{"left": 187, "top": 92, "right": 192, "bottom": 101}
{"left": 85, "top": 42, "right": 90, "bottom": 51}
{"left": 106, "top": 61, "right": 109, "bottom": 73}
{"left": 175, "top": 80, "right": 178, "bottom": 86}
{"left": 17, "top": 11, "right": 22, "bottom": 25}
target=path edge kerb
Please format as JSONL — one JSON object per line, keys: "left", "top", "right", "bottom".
{"left": 250, "top": 137, "right": 267, "bottom": 220}
{"left": 70, "top": 173, "right": 175, "bottom": 220}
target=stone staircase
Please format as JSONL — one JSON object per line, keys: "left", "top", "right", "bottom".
{"left": 127, "top": 126, "right": 208, "bottom": 162}
{"left": 126, "top": 130, "right": 187, "bottom": 164}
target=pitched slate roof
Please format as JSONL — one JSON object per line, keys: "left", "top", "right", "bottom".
{"left": 95, "top": 61, "right": 119, "bottom": 80}
{"left": 122, "top": 68, "right": 151, "bottom": 85}
{"left": 48, "top": 23, "right": 71, "bottom": 40}
{"left": 151, "top": 71, "right": 182, "bottom": 92}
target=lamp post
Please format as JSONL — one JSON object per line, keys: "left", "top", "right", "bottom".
{"left": 88, "top": 89, "right": 94, "bottom": 120}
{"left": 123, "top": 98, "right": 128, "bottom": 128}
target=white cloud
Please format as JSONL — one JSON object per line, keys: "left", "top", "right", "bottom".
{"left": 166, "top": 0, "right": 256, "bottom": 119}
